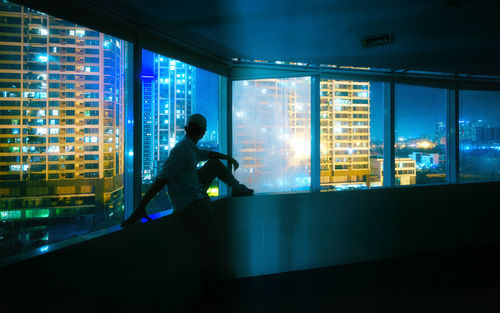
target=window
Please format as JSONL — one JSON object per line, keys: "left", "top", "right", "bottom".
{"left": 0, "top": 1, "right": 130, "bottom": 260}
{"left": 140, "top": 49, "right": 220, "bottom": 215}
{"left": 459, "top": 90, "right": 500, "bottom": 182}
{"left": 232, "top": 77, "right": 311, "bottom": 193}
{"left": 395, "top": 84, "right": 446, "bottom": 185}
{"left": 320, "top": 80, "right": 383, "bottom": 191}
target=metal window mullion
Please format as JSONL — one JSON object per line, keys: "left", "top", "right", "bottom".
{"left": 225, "top": 76, "right": 233, "bottom": 195}
{"left": 226, "top": 77, "right": 233, "bottom": 161}
{"left": 446, "top": 88, "right": 459, "bottom": 184}
{"left": 218, "top": 75, "right": 229, "bottom": 196}
{"left": 383, "top": 82, "right": 395, "bottom": 187}
{"left": 311, "top": 76, "right": 320, "bottom": 192}
{"left": 132, "top": 40, "right": 142, "bottom": 212}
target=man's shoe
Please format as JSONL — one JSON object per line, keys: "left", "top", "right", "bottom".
{"left": 232, "top": 184, "right": 254, "bottom": 197}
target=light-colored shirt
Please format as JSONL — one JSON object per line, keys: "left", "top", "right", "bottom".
{"left": 157, "top": 137, "right": 209, "bottom": 211}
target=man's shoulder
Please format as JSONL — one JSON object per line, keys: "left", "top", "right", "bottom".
{"left": 170, "top": 139, "right": 190, "bottom": 155}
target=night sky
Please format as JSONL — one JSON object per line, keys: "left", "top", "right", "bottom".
{"left": 370, "top": 83, "right": 500, "bottom": 141}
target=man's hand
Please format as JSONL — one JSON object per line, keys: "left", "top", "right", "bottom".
{"left": 228, "top": 157, "right": 239, "bottom": 171}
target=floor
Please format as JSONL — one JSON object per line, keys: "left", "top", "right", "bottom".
{"left": 184, "top": 245, "right": 500, "bottom": 313}
{"left": 4, "top": 245, "right": 500, "bottom": 313}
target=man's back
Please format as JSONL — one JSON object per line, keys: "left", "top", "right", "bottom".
{"left": 157, "top": 137, "right": 209, "bottom": 211}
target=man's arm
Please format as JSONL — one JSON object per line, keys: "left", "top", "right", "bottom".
{"left": 208, "top": 151, "right": 239, "bottom": 170}
{"left": 136, "top": 178, "right": 168, "bottom": 211}
{"left": 121, "top": 177, "right": 167, "bottom": 227}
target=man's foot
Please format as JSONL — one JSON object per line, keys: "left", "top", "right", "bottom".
{"left": 231, "top": 184, "right": 254, "bottom": 197}
{"left": 120, "top": 209, "right": 151, "bottom": 228}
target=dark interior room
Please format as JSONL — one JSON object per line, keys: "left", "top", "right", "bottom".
{"left": 1, "top": 0, "right": 500, "bottom": 312}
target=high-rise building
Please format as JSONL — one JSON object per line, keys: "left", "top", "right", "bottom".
{"left": 233, "top": 78, "right": 370, "bottom": 192}
{"left": 141, "top": 54, "right": 196, "bottom": 182}
{"left": 0, "top": 3, "right": 125, "bottom": 227}
{"left": 320, "top": 80, "right": 370, "bottom": 188}
{"left": 435, "top": 122, "right": 445, "bottom": 144}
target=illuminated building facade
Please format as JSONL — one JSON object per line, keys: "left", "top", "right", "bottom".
{"left": 320, "top": 80, "right": 370, "bottom": 188}
{"left": 370, "top": 157, "right": 417, "bottom": 186}
{"left": 141, "top": 55, "right": 195, "bottom": 182}
{"left": 0, "top": 3, "right": 125, "bottom": 222}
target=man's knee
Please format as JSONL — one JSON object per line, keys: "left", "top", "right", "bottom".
{"left": 206, "top": 158, "right": 226, "bottom": 170}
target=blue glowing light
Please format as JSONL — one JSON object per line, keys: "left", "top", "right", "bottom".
{"left": 40, "top": 246, "right": 49, "bottom": 252}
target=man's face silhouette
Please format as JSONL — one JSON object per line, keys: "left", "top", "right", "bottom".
{"left": 186, "top": 123, "right": 206, "bottom": 143}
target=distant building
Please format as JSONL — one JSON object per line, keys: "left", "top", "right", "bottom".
{"left": 320, "top": 80, "right": 370, "bottom": 188}
{"left": 476, "top": 127, "right": 500, "bottom": 146}
{"left": 409, "top": 152, "right": 440, "bottom": 169}
{"left": 434, "top": 122, "right": 445, "bottom": 144}
{"left": 370, "top": 157, "right": 417, "bottom": 186}
{"left": 459, "top": 120, "right": 488, "bottom": 145}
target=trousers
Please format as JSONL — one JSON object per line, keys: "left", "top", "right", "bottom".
{"left": 174, "top": 159, "right": 236, "bottom": 284}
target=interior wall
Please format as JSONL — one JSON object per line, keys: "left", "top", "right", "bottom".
{"left": 215, "top": 182, "right": 500, "bottom": 279}
{"left": 1, "top": 182, "right": 499, "bottom": 311}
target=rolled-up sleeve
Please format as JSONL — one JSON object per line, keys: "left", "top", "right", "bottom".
{"left": 157, "top": 146, "right": 185, "bottom": 181}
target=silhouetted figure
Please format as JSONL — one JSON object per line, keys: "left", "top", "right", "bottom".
{"left": 121, "top": 113, "right": 253, "bottom": 290}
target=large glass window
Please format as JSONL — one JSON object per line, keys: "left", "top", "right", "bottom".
{"left": 459, "top": 90, "right": 500, "bottom": 182}
{"left": 0, "top": 1, "right": 130, "bottom": 259}
{"left": 232, "top": 77, "right": 311, "bottom": 193}
{"left": 140, "top": 49, "right": 220, "bottom": 215}
{"left": 319, "top": 80, "right": 384, "bottom": 191}
{"left": 395, "top": 84, "right": 446, "bottom": 186}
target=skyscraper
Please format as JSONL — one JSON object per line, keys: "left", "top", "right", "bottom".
{"left": 233, "top": 78, "right": 371, "bottom": 192}
{"left": 0, "top": 2, "right": 125, "bottom": 236}
{"left": 141, "top": 54, "right": 196, "bottom": 182}
{"left": 320, "top": 80, "right": 371, "bottom": 188}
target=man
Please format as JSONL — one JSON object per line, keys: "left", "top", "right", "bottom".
{"left": 121, "top": 113, "right": 253, "bottom": 291}
{"left": 121, "top": 113, "right": 254, "bottom": 227}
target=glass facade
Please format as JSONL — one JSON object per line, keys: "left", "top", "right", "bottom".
{"left": 395, "top": 84, "right": 446, "bottom": 185}
{"left": 0, "top": 2, "right": 130, "bottom": 258}
{"left": 232, "top": 77, "right": 311, "bottom": 193}
{"left": 459, "top": 90, "right": 500, "bottom": 182}
{"left": 140, "top": 49, "right": 220, "bottom": 215}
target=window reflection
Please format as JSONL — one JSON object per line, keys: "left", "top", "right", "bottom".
{"left": 459, "top": 90, "right": 500, "bottom": 182}
{"left": 232, "top": 77, "right": 311, "bottom": 193}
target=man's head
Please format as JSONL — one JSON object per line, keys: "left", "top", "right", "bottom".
{"left": 184, "top": 113, "right": 207, "bottom": 142}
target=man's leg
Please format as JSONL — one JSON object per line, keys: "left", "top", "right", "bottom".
{"left": 198, "top": 159, "right": 253, "bottom": 196}
{"left": 176, "top": 198, "right": 222, "bottom": 287}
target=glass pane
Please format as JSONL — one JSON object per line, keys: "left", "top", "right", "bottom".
{"left": 140, "top": 49, "right": 220, "bottom": 215}
{"left": 395, "top": 84, "right": 446, "bottom": 186}
{"left": 0, "top": 1, "right": 130, "bottom": 259}
{"left": 232, "top": 77, "right": 311, "bottom": 193}
{"left": 319, "top": 80, "right": 384, "bottom": 191}
{"left": 459, "top": 90, "right": 500, "bottom": 182}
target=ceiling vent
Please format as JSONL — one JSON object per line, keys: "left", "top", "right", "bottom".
{"left": 361, "top": 34, "right": 395, "bottom": 48}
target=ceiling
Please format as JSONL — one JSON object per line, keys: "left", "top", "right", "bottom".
{"left": 89, "top": 0, "right": 500, "bottom": 74}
